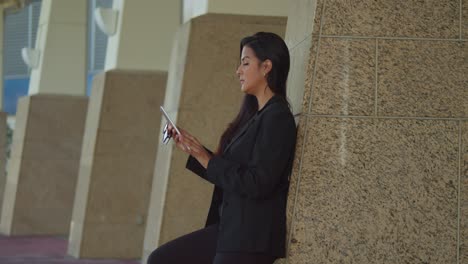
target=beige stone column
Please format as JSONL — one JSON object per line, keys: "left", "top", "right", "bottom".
{"left": 142, "top": 14, "right": 287, "bottom": 263}
{"left": 1, "top": 95, "right": 87, "bottom": 235}
{"left": 284, "top": 0, "right": 468, "bottom": 263}
{"left": 0, "top": 0, "right": 88, "bottom": 235}
{"left": 68, "top": 0, "right": 180, "bottom": 259}
{"left": 68, "top": 70, "right": 166, "bottom": 259}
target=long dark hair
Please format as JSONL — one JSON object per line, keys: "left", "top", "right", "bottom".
{"left": 215, "top": 32, "right": 290, "bottom": 155}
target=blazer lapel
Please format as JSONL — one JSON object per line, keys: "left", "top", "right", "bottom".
{"left": 223, "top": 115, "right": 257, "bottom": 154}
{"left": 222, "top": 95, "right": 284, "bottom": 154}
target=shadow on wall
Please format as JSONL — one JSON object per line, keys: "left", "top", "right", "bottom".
{"left": 5, "top": 124, "right": 12, "bottom": 177}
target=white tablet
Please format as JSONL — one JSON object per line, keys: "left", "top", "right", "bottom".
{"left": 160, "top": 106, "right": 181, "bottom": 135}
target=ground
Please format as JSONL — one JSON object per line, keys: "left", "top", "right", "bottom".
{"left": 0, "top": 235, "right": 140, "bottom": 264}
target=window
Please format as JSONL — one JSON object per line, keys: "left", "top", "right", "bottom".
{"left": 88, "top": 0, "right": 113, "bottom": 73}
{"left": 3, "top": 1, "right": 41, "bottom": 78}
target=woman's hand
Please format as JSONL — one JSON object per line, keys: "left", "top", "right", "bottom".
{"left": 168, "top": 124, "right": 212, "bottom": 169}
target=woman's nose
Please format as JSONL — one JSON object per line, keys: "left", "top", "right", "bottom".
{"left": 236, "top": 65, "right": 242, "bottom": 75}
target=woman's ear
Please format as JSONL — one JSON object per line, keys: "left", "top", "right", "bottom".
{"left": 262, "top": 59, "right": 273, "bottom": 76}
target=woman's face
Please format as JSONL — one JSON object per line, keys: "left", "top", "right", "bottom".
{"left": 236, "top": 46, "right": 268, "bottom": 95}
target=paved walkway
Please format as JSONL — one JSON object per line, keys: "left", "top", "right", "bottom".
{"left": 0, "top": 235, "right": 140, "bottom": 264}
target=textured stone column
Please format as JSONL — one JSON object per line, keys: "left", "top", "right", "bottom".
{"left": 68, "top": 70, "right": 166, "bottom": 259}
{"left": 284, "top": 0, "right": 468, "bottom": 263}
{"left": 0, "top": 0, "right": 88, "bottom": 236}
{"left": 0, "top": 95, "right": 87, "bottom": 235}
{"left": 142, "top": 14, "right": 287, "bottom": 262}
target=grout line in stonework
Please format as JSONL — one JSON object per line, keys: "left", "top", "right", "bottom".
{"left": 374, "top": 38, "right": 379, "bottom": 117}
{"left": 457, "top": 122, "right": 462, "bottom": 263}
{"left": 457, "top": 121, "right": 462, "bottom": 264}
{"left": 296, "top": 113, "right": 468, "bottom": 121}
{"left": 460, "top": 0, "right": 463, "bottom": 40}
{"left": 320, "top": 34, "right": 468, "bottom": 42}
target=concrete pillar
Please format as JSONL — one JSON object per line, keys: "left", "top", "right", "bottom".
{"left": 183, "top": 0, "right": 289, "bottom": 23}
{"left": 68, "top": 70, "right": 166, "bottom": 259}
{"left": 142, "top": 13, "right": 287, "bottom": 263}
{"left": 28, "top": 0, "right": 87, "bottom": 96}
{"left": 104, "top": 0, "right": 179, "bottom": 71}
{"left": 0, "top": 95, "right": 87, "bottom": 235}
{"left": 284, "top": 0, "right": 468, "bottom": 263}
{"left": 68, "top": 0, "right": 180, "bottom": 259}
{"left": 0, "top": 0, "right": 88, "bottom": 235}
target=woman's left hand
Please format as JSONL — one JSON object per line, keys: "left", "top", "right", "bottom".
{"left": 173, "top": 127, "right": 213, "bottom": 169}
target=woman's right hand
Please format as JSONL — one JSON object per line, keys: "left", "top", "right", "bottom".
{"left": 167, "top": 124, "right": 190, "bottom": 153}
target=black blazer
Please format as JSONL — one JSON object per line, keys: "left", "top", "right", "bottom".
{"left": 186, "top": 95, "right": 297, "bottom": 257}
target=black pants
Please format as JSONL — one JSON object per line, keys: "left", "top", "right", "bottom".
{"left": 147, "top": 224, "right": 277, "bottom": 264}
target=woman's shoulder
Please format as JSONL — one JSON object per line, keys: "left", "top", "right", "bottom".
{"left": 262, "top": 97, "right": 293, "bottom": 116}
{"left": 259, "top": 99, "right": 296, "bottom": 128}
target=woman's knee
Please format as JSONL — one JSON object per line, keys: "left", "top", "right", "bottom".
{"left": 146, "top": 225, "right": 218, "bottom": 264}
{"left": 146, "top": 247, "right": 167, "bottom": 264}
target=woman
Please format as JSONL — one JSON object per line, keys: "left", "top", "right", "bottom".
{"left": 148, "top": 32, "right": 297, "bottom": 264}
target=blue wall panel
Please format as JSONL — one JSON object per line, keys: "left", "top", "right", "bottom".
{"left": 3, "top": 78, "right": 29, "bottom": 115}
{"left": 3, "top": 73, "right": 95, "bottom": 115}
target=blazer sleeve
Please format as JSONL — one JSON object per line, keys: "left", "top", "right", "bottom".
{"left": 205, "top": 110, "right": 297, "bottom": 200}
{"left": 186, "top": 147, "right": 214, "bottom": 179}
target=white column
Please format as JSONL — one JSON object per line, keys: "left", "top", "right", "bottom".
{"left": 183, "top": 0, "right": 289, "bottom": 23}
{"left": 27, "top": 0, "right": 87, "bottom": 96}
{"left": 104, "top": 0, "right": 180, "bottom": 71}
